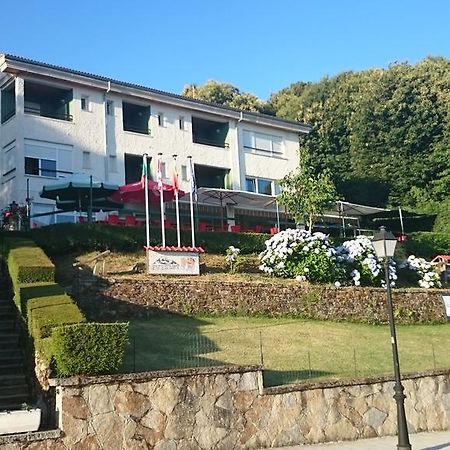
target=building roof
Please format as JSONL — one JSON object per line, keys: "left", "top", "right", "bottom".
{"left": 0, "top": 53, "right": 311, "bottom": 134}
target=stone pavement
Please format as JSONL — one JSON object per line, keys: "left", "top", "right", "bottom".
{"left": 272, "top": 431, "right": 450, "bottom": 449}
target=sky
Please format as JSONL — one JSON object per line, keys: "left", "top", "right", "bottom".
{"left": 2, "top": 0, "right": 450, "bottom": 101}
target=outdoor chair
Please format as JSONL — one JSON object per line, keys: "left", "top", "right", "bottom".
{"left": 230, "top": 225, "right": 241, "bottom": 233}
{"left": 124, "top": 215, "right": 137, "bottom": 227}
{"left": 107, "top": 215, "right": 120, "bottom": 226}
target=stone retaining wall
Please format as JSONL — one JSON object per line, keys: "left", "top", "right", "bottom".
{"left": 3, "top": 366, "right": 450, "bottom": 449}
{"left": 90, "top": 279, "right": 447, "bottom": 324}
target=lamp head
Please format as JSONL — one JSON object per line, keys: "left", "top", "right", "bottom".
{"left": 372, "top": 226, "right": 397, "bottom": 259}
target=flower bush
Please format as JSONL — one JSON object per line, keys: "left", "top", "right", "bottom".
{"left": 337, "top": 236, "right": 397, "bottom": 287}
{"left": 225, "top": 246, "right": 241, "bottom": 274}
{"left": 399, "top": 255, "right": 441, "bottom": 288}
{"left": 258, "top": 229, "right": 346, "bottom": 283}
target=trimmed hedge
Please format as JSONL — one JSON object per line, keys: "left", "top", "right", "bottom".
{"left": 6, "top": 238, "right": 55, "bottom": 283}
{"left": 50, "top": 322, "right": 129, "bottom": 376}
{"left": 5, "top": 237, "right": 127, "bottom": 377}
{"left": 26, "top": 223, "right": 269, "bottom": 255}
{"left": 405, "top": 232, "right": 450, "bottom": 260}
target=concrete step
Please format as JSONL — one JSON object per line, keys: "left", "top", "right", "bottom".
{"left": 0, "top": 383, "right": 28, "bottom": 398}
{"left": 0, "top": 374, "right": 27, "bottom": 386}
{"left": 0, "top": 333, "right": 19, "bottom": 346}
{"left": 0, "top": 393, "right": 30, "bottom": 411}
{"left": 0, "top": 320, "right": 16, "bottom": 332}
{"left": 0, "top": 363, "right": 24, "bottom": 376}
{"left": 0, "top": 353, "right": 22, "bottom": 365}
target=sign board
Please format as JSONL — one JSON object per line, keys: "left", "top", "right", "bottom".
{"left": 147, "top": 250, "right": 200, "bottom": 275}
{"left": 442, "top": 294, "right": 450, "bottom": 320}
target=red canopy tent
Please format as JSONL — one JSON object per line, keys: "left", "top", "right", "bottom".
{"left": 109, "top": 180, "right": 185, "bottom": 204}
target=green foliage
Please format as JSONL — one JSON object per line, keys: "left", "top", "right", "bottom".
{"left": 6, "top": 238, "right": 54, "bottom": 283}
{"left": 432, "top": 198, "right": 450, "bottom": 233}
{"left": 26, "top": 224, "right": 268, "bottom": 255}
{"left": 405, "top": 232, "right": 450, "bottom": 259}
{"left": 225, "top": 246, "right": 242, "bottom": 274}
{"left": 278, "top": 150, "right": 338, "bottom": 230}
{"left": 270, "top": 57, "right": 450, "bottom": 214}
{"left": 181, "top": 80, "right": 268, "bottom": 113}
{"left": 50, "top": 322, "right": 129, "bottom": 376}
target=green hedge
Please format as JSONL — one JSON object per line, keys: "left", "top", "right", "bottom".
{"left": 405, "top": 232, "right": 450, "bottom": 259}
{"left": 6, "top": 238, "right": 55, "bottom": 283}
{"left": 27, "top": 223, "right": 269, "bottom": 255}
{"left": 50, "top": 322, "right": 129, "bottom": 376}
{"left": 15, "top": 282, "right": 66, "bottom": 313}
{"left": 29, "top": 301, "right": 85, "bottom": 339}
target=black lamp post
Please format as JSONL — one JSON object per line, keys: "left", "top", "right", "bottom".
{"left": 372, "top": 226, "right": 412, "bottom": 450}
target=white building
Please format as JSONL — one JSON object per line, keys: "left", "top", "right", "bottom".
{"left": 0, "top": 54, "right": 309, "bottom": 229}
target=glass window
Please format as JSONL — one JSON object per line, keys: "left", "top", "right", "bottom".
{"left": 158, "top": 113, "right": 164, "bottom": 126}
{"left": 25, "top": 157, "right": 39, "bottom": 175}
{"left": 274, "top": 182, "right": 281, "bottom": 195}
{"left": 181, "top": 165, "right": 188, "bottom": 181}
{"left": 257, "top": 178, "right": 272, "bottom": 195}
{"left": 81, "top": 96, "right": 89, "bottom": 111}
{"left": 179, "top": 116, "right": 185, "bottom": 130}
{"left": 246, "top": 178, "right": 256, "bottom": 192}
{"left": 41, "top": 159, "right": 56, "bottom": 177}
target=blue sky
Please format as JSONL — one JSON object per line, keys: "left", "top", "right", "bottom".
{"left": 2, "top": 0, "right": 450, "bottom": 100}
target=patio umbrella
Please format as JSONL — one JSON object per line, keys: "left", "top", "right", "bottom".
{"left": 40, "top": 173, "right": 119, "bottom": 222}
{"left": 109, "top": 180, "right": 185, "bottom": 205}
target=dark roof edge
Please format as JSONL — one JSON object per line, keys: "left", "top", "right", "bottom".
{"left": 1, "top": 53, "right": 311, "bottom": 133}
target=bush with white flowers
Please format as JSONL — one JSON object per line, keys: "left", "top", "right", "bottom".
{"left": 258, "top": 228, "right": 346, "bottom": 283}
{"left": 336, "top": 236, "right": 397, "bottom": 287}
{"left": 225, "top": 246, "right": 241, "bottom": 274}
{"left": 399, "top": 255, "right": 441, "bottom": 288}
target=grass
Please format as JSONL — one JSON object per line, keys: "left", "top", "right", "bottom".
{"left": 122, "top": 315, "right": 450, "bottom": 386}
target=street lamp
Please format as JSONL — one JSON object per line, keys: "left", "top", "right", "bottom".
{"left": 372, "top": 226, "right": 412, "bottom": 450}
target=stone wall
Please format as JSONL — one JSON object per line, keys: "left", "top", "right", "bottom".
{"left": 87, "top": 278, "right": 447, "bottom": 324}
{"left": 2, "top": 366, "right": 450, "bottom": 449}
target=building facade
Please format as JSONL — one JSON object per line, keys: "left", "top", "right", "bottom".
{"left": 0, "top": 54, "right": 309, "bottom": 227}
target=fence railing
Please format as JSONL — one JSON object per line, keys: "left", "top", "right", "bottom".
{"left": 122, "top": 322, "right": 449, "bottom": 387}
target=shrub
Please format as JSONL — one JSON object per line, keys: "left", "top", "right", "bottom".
{"left": 405, "top": 232, "right": 450, "bottom": 260}
{"left": 29, "top": 302, "right": 85, "bottom": 339}
{"left": 50, "top": 322, "right": 129, "bottom": 376}
{"left": 6, "top": 238, "right": 54, "bottom": 283}
{"left": 398, "top": 255, "right": 442, "bottom": 288}
{"left": 225, "top": 246, "right": 242, "bottom": 274}
{"left": 259, "top": 229, "right": 346, "bottom": 283}
{"left": 15, "top": 282, "right": 66, "bottom": 313}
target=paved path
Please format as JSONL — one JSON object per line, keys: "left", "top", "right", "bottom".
{"left": 272, "top": 431, "right": 450, "bottom": 449}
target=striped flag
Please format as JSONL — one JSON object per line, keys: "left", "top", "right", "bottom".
{"left": 172, "top": 160, "right": 180, "bottom": 193}
{"left": 140, "top": 159, "right": 148, "bottom": 188}
{"left": 156, "top": 158, "right": 163, "bottom": 190}
{"left": 189, "top": 157, "right": 197, "bottom": 201}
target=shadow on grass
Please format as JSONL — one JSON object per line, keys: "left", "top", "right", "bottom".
{"left": 263, "top": 369, "right": 333, "bottom": 387}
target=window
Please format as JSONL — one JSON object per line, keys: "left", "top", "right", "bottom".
{"left": 106, "top": 100, "right": 114, "bottom": 116}
{"left": 122, "top": 102, "right": 151, "bottom": 134}
{"left": 181, "top": 165, "right": 188, "bottom": 181}
{"left": 82, "top": 151, "right": 91, "bottom": 169}
{"left": 246, "top": 178, "right": 256, "bottom": 192}
{"left": 109, "top": 155, "right": 117, "bottom": 173}
{"left": 2, "top": 142, "right": 15, "bottom": 177}
{"left": 25, "top": 157, "right": 57, "bottom": 177}
{"left": 245, "top": 176, "right": 276, "bottom": 195}
{"left": 179, "top": 116, "right": 185, "bottom": 130}
{"left": 81, "top": 96, "right": 89, "bottom": 111}
{"left": 243, "top": 130, "right": 283, "bottom": 156}
{"left": 1, "top": 83, "right": 16, "bottom": 123}
{"left": 158, "top": 113, "right": 164, "bottom": 127}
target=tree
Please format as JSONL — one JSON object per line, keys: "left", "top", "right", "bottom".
{"left": 278, "top": 151, "right": 338, "bottom": 231}
{"left": 181, "top": 80, "right": 268, "bottom": 113}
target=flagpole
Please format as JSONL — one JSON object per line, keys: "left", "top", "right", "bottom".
{"left": 187, "top": 156, "right": 196, "bottom": 248}
{"left": 143, "top": 153, "right": 150, "bottom": 272}
{"left": 158, "top": 153, "right": 166, "bottom": 247}
{"left": 173, "top": 154, "right": 181, "bottom": 248}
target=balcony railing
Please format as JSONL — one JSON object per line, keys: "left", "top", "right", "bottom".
{"left": 24, "top": 106, "right": 73, "bottom": 122}
{"left": 1, "top": 109, "right": 15, "bottom": 124}
{"left": 193, "top": 137, "right": 229, "bottom": 148}
{"left": 123, "top": 125, "right": 151, "bottom": 135}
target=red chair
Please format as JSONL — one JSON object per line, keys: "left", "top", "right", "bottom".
{"left": 270, "top": 227, "right": 279, "bottom": 235}
{"left": 107, "top": 215, "right": 120, "bottom": 226}
{"left": 199, "top": 221, "right": 208, "bottom": 232}
{"left": 254, "top": 225, "right": 263, "bottom": 233}
{"left": 230, "top": 225, "right": 241, "bottom": 233}
{"left": 79, "top": 216, "right": 86, "bottom": 224}
{"left": 124, "top": 215, "right": 137, "bottom": 227}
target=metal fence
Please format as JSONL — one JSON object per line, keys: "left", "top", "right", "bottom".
{"left": 122, "top": 320, "right": 450, "bottom": 387}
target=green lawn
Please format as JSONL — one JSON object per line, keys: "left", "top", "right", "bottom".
{"left": 122, "top": 316, "right": 450, "bottom": 386}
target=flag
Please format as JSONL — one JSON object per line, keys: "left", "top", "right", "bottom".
{"left": 156, "top": 158, "right": 163, "bottom": 190}
{"left": 172, "top": 160, "right": 180, "bottom": 193}
{"left": 189, "top": 158, "right": 197, "bottom": 201}
{"left": 140, "top": 159, "right": 148, "bottom": 188}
